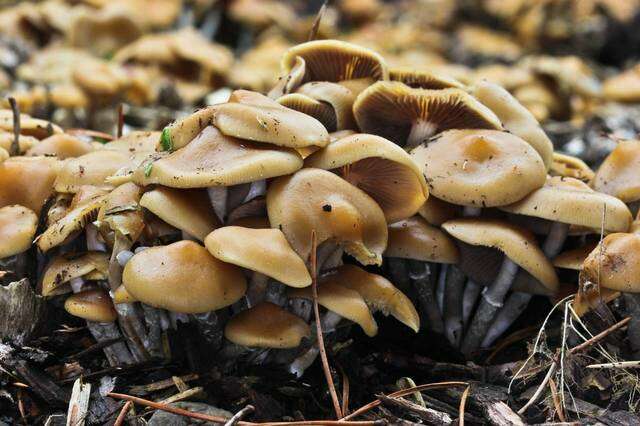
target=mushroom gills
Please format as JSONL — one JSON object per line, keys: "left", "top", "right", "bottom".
{"left": 406, "top": 119, "right": 438, "bottom": 148}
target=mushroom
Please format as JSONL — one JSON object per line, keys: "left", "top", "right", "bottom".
{"left": 550, "top": 152, "right": 594, "bottom": 182}
{"left": 591, "top": 140, "right": 640, "bottom": 210}
{"left": 0, "top": 156, "right": 58, "bottom": 214}
{"left": 602, "top": 64, "right": 640, "bottom": 103}
{"left": 267, "top": 168, "right": 388, "bottom": 266}
{"left": 41, "top": 251, "right": 108, "bottom": 297}
{"left": 0, "top": 109, "right": 62, "bottom": 139}
{"left": 0, "top": 205, "right": 38, "bottom": 259}
{"left": 581, "top": 233, "right": 640, "bottom": 293}
{"left": 277, "top": 93, "right": 337, "bottom": 132}
{"left": 305, "top": 133, "right": 428, "bottom": 223}
{"left": 417, "top": 196, "right": 461, "bottom": 226}
{"left": 54, "top": 150, "right": 131, "bottom": 193}
{"left": 553, "top": 243, "right": 598, "bottom": 271}
{"left": 122, "top": 240, "right": 246, "bottom": 313}
{"left": 294, "top": 82, "right": 357, "bottom": 130}
{"left": 443, "top": 218, "right": 558, "bottom": 354}
{"left": 354, "top": 81, "right": 502, "bottom": 148}
{"left": 389, "top": 68, "right": 464, "bottom": 90}
{"left": 64, "top": 289, "right": 118, "bottom": 323}
{"left": 26, "top": 133, "right": 93, "bottom": 159}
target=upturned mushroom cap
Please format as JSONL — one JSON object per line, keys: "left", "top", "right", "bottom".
{"left": 55, "top": 150, "right": 130, "bottom": 193}
{"left": 205, "top": 226, "right": 311, "bottom": 288}
{"left": 591, "top": 140, "right": 640, "bottom": 203}
{"left": 122, "top": 240, "right": 246, "bottom": 313}
{"left": 411, "top": 129, "right": 546, "bottom": 207}
{"left": 305, "top": 133, "right": 428, "bottom": 222}
{"left": 0, "top": 110, "right": 62, "bottom": 139}
{"left": 551, "top": 152, "right": 594, "bottom": 182}
{"left": 281, "top": 40, "right": 388, "bottom": 85}
{"left": 326, "top": 264, "right": 420, "bottom": 332}
{"left": 501, "top": 176, "right": 631, "bottom": 232}
{"left": 581, "top": 233, "right": 640, "bottom": 292}
{"left": 64, "top": 289, "right": 117, "bottom": 323}
{"left": 133, "top": 126, "right": 302, "bottom": 188}
{"left": 385, "top": 216, "right": 459, "bottom": 263}
{"left": 277, "top": 93, "right": 337, "bottom": 132}
{"left": 443, "top": 218, "right": 559, "bottom": 291}
{"left": 0, "top": 205, "right": 37, "bottom": 259}
{"left": 225, "top": 302, "right": 310, "bottom": 349}
{"left": 472, "top": 81, "right": 553, "bottom": 169}
{"left": 289, "top": 281, "right": 378, "bottom": 337}
{"left": 553, "top": 243, "right": 597, "bottom": 270}
{"left": 97, "top": 182, "right": 145, "bottom": 241}
{"left": 296, "top": 82, "right": 357, "bottom": 130}
{"left": 26, "top": 134, "right": 93, "bottom": 159}
{"left": 353, "top": 82, "right": 502, "bottom": 147}
{"left": 42, "top": 252, "right": 109, "bottom": 297}
{"left": 0, "top": 156, "right": 58, "bottom": 214}
{"left": 390, "top": 68, "right": 464, "bottom": 90}
{"left": 267, "top": 168, "right": 387, "bottom": 266}
{"left": 417, "top": 197, "right": 460, "bottom": 226}
{"left": 140, "top": 187, "right": 219, "bottom": 241}
{"left": 602, "top": 65, "right": 640, "bottom": 102}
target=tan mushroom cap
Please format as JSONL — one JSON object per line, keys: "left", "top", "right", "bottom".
{"left": 553, "top": 243, "right": 597, "bottom": 270}
{"left": 0, "top": 156, "right": 58, "bottom": 214}
{"left": 327, "top": 264, "right": 420, "bottom": 332}
{"left": 390, "top": 68, "right": 464, "bottom": 89}
{"left": 592, "top": 140, "right": 640, "bottom": 203}
{"left": 281, "top": 40, "right": 388, "bottom": 85}
{"left": 123, "top": 240, "right": 246, "bottom": 313}
{"left": 472, "top": 81, "right": 553, "bottom": 169}
{"left": 277, "top": 93, "right": 337, "bottom": 132}
{"left": 417, "top": 196, "right": 460, "bottom": 226}
{"left": 385, "top": 216, "right": 459, "bottom": 263}
{"left": 522, "top": 55, "right": 602, "bottom": 99}
{"left": 0, "top": 110, "right": 62, "bottom": 139}
{"left": 551, "top": 152, "right": 595, "bottom": 182}
{"left": 267, "top": 168, "right": 387, "bottom": 266}
{"left": 0, "top": 205, "right": 37, "bottom": 259}
{"left": 41, "top": 252, "right": 109, "bottom": 297}
{"left": 140, "top": 187, "right": 219, "bottom": 241}
{"left": 603, "top": 65, "right": 640, "bottom": 102}
{"left": 501, "top": 176, "right": 632, "bottom": 232}
{"left": 411, "top": 129, "right": 546, "bottom": 207}
{"left": 225, "top": 302, "right": 310, "bottom": 349}
{"left": 443, "top": 218, "right": 559, "bottom": 291}
{"left": 354, "top": 82, "right": 503, "bottom": 147}
{"left": 55, "top": 150, "right": 130, "bottom": 193}
{"left": 296, "top": 82, "right": 357, "bottom": 130}
{"left": 97, "top": 182, "right": 145, "bottom": 241}
{"left": 581, "top": 233, "right": 640, "bottom": 292}
{"left": 305, "top": 133, "right": 428, "bottom": 222}
{"left": 289, "top": 281, "right": 378, "bottom": 337}
{"left": 0, "top": 132, "right": 39, "bottom": 154}
{"left": 104, "top": 131, "right": 160, "bottom": 153}
{"left": 133, "top": 126, "right": 302, "bottom": 188}
{"left": 573, "top": 287, "right": 620, "bottom": 317}
{"left": 64, "top": 289, "right": 117, "bottom": 323}
{"left": 26, "top": 134, "right": 93, "bottom": 159}
{"left": 0, "top": 147, "right": 7, "bottom": 163}
{"left": 49, "top": 84, "right": 88, "bottom": 109}
{"left": 205, "top": 226, "right": 311, "bottom": 288}
{"left": 113, "top": 285, "right": 137, "bottom": 304}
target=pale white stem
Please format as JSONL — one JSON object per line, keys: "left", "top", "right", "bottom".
{"left": 116, "top": 250, "right": 134, "bottom": 267}
{"left": 85, "top": 224, "right": 106, "bottom": 252}
{"left": 288, "top": 311, "right": 342, "bottom": 378}
{"left": 462, "top": 280, "right": 483, "bottom": 326}
{"left": 207, "top": 186, "right": 227, "bottom": 222}
{"left": 243, "top": 180, "right": 266, "bottom": 203}
{"left": 436, "top": 264, "right": 447, "bottom": 314}
{"left": 406, "top": 119, "right": 437, "bottom": 148}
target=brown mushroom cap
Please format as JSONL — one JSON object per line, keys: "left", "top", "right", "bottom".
{"left": 55, "top": 150, "right": 130, "bottom": 193}
{"left": 289, "top": 281, "right": 378, "bottom": 337}
{"left": 581, "top": 233, "right": 640, "bottom": 292}
{"left": 305, "top": 133, "right": 428, "bottom": 222}
{"left": 602, "top": 65, "right": 640, "bottom": 102}
{"left": 26, "top": 133, "right": 93, "bottom": 159}
{"left": 389, "top": 68, "right": 464, "bottom": 89}
{"left": 443, "top": 218, "right": 559, "bottom": 291}
{"left": 281, "top": 40, "right": 388, "bottom": 85}
{"left": 205, "top": 226, "right": 311, "bottom": 287}
{"left": 296, "top": 82, "right": 357, "bottom": 130}
{"left": 327, "top": 264, "right": 420, "bottom": 332}
{"left": 592, "top": 140, "right": 640, "bottom": 203}
{"left": 553, "top": 243, "right": 597, "bottom": 270}
{"left": 64, "top": 289, "right": 117, "bottom": 323}
{"left": 411, "top": 129, "right": 546, "bottom": 207}
{"left": 113, "top": 285, "right": 138, "bottom": 304}
{"left": 353, "top": 81, "right": 502, "bottom": 147}
{"left": 97, "top": 182, "right": 145, "bottom": 241}
{"left": 501, "top": 176, "right": 631, "bottom": 232}
{"left": 550, "top": 152, "right": 595, "bottom": 182}
{"left": 417, "top": 196, "right": 460, "bottom": 226}
{"left": 267, "top": 168, "right": 387, "bottom": 266}
{"left": 0, "top": 205, "right": 38, "bottom": 259}
{"left": 277, "top": 93, "right": 337, "bottom": 132}
{"left": 225, "top": 302, "right": 310, "bottom": 349}
{"left": 140, "top": 187, "right": 219, "bottom": 241}
{"left": 122, "top": 240, "right": 246, "bottom": 313}
{"left": 133, "top": 126, "right": 303, "bottom": 188}
{"left": 0, "top": 156, "right": 58, "bottom": 214}
{"left": 42, "top": 252, "right": 109, "bottom": 296}
{"left": 472, "top": 81, "right": 554, "bottom": 169}
{"left": 385, "top": 216, "right": 459, "bottom": 263}
{"left": 0, "top": 110, "right": 62, "bottom": 139}
{"left": 0, "top": 132, "right": 39, "bottom": 154}
{"left": 104, "top": 131, "right": 161, "bottom": 153}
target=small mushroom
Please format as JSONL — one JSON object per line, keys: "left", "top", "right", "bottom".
{"left": 591, "top": 140, "right": 640, "bottom": 206}
{"left": 390, "top": 68, "right": 464, "bottom": 90}
{"left": 550, "top": 152, "right": 594, "bottom": 182}
{"left": 55, "top": 150, "right": 131, "bottom": 193}
{"left": 26, "top": 133, "right": 93, "bottom": 159}
{"left": 0, "top": 205, "right": 37, "bottom": 259}
{"left": 64, "top": 289, "right": 118, "bottom": 323}
{"left": 277, "top": 93, "right": 337, "bottom": 131}
{"left": 41, "top": 252, "right": 109, "bottom": 297}
{"left": 0, "top": 156, "right": 58, "bottom": 214}
{"left": 385, "top": 216, "right": 459, "bottom": 264}
{"left": 581, "top": 233, "right": 640, "bottom": 293}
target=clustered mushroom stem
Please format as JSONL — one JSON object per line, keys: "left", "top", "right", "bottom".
{"left": 436, "top": 264, "right": 447, "bottom": 313}
{"left": 462, "top": 280, "right": 482, "bottom": 328}
{"left": 407, "top": 259, "right": 444, "bottom": 334}
{"left": 288, "top": 311, "right": 343, "bottom": 378}
{"left": 461, "top": 258, "right": 519, "bottom": 355}
{"left": 480, "top": 221, "right": 570, "bottom": 348}
{"left": 86, "top": 224, "right": 106, "bottom": 252}
{"left": 243, "top": 272, "right": 270, "bottom": 309}
{"left": 406, "top": 119, "right": 437, "bottom": 148}
{"left": 207, "top": 186, "right": 227, "bottom": 223}
{"left": 443, "top": 265, "right": 465, "bottom": 347}
{"left": 243, "top": 180, "right": 266, "bottom": 203}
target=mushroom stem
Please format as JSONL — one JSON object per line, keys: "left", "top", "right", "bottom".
{"left": 243, "top": 179, "right": 266, "bottom": 203}
{"left": 191, "top": 310, "right": 226, "bottom": 353}
{"left": 436, "top": 264, "right": 446, "bottom": 313}
{"left": 244, "top": 272, "right": 270, "bottom": 309}
{"left": 140, "top": 304, "right": 166, "bottom": 359}
{"left": 386, "top": 257, "right": 411, "bottom": 294}
{"left": 207, "top": 186, "right": 227, "bottom": 223}
{"left": 463, "top": 206, "right": 481, "bottom": 217}
{"left": 407, "top": 260, "right": 444, "bottom": 334}
{"left": 406, "top": 119, "right": 437, "bottom": 148}
{"left": 86, "top": 224, "right": 106, "bottom": 252}
{"left": 462, "top": 280, "right": 482, "bottom": 327}
{"left": 443, "top": 265, "right": 465, "bottom": 347}
{"left": 480, "top": 221, "right": 570, "bottom": 348}
{"left": 288, "top": 311, "right": 343, "bottom": 378}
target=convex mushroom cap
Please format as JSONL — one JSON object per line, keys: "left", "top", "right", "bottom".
{"left": 26, "top": 134, "right": 93, "bottom": 159}
{"left": 443, "top": 218, "right": 559, "bottom": 291}
{"left": 42, "top": 252, "right": 109, "bottom": 296}
{"left": 591, "top": 140, "right": 640, "bottom": 204}
{"left": 553, "top": 243, "right": 597, "bottom": 270}
{"left": 64, "top": 289, "right": 117, "bottom": 323}
{"left": 122, "top": 240, "right": 246, "bottom": 313}
{"left": 305, "top": 133, "right": 428, "bottom": 222}
{"left": 224, "top": 302, "right": 310, "bottom": 349}
{"left": 267, "top": 168, "right": 387, "bottom": 266}
{"left": 385, "top": 216, "right": 459, "bottom": 263}
{"left": 0, "top": 205, "right": 38, "bottom": 259}
{"left": 581, "top": 233, "right": 640, "bottom": 293}
{"left": 0, "top": 156, "right": 58, "bottom": 214}
{"left": 602, "top": 64, "right": 640, "bottom": 102}
{"left": 551, "top": 152, "right": 594, "bottom": 182}
{"left": 411, "top": 129, "right": 546, "bottom": 207}
{"left": 205, "top": 226, "right": 311, "bottom": 287}
{"left": 55, "top": 150, "right": 131, "bottom": 193}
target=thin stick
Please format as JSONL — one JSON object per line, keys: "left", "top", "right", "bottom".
{"left": 311, "top": 229, "right": 343, "bottom": 419}
{"left": 341, "top": 381, "right": 468, "bottom": 421}
{"left": 308, "top": 0, "right": 329, "bottom": 41}
{"left": 114, "top": 401, "right": 132, "bottom": 426}
{"left": 116, "top": 103, "right": 125, "bottom": 139}
{"left": 458, "top": 385, "right": 470, "bottom": 426}
{"left": 568, "top": 316, "right": 630, "bottom": 355}
{"left": 8, "top": 97, "right": 20, "bottom": 156}
{"left": 586, "top": 360, "right": 640, "bottom": 369}
{"left": 224, "top": 405, "right": 255, "bottom": 426}
{"left": 517, "top": 363, "right": 557, "bottom": 415}
{"left": 107, "top": 393, "right": 381, "bottom": 426}
{"left": 548, "top": 378, "right": 565, "bottom": 422}
{"left": 339, "top": 364, "right": 350, "bottom": 416}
